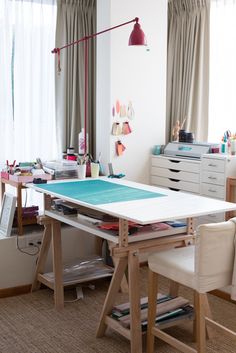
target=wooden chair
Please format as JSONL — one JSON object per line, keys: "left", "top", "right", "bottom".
{"left": 146, "top": 218, "right": 236, "bottom": 353}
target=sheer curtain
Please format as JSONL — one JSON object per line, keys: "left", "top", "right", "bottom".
{"left": 208, "top": 0, "right": 236, "bottom": 142}
{"left": 0, "top": 0, "right": 58, "bottom": 165}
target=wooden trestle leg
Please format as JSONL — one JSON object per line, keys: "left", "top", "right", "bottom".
{"left": 31, "top": 216, "right": 52, "bottom": 291}
{"left": 96, "top": 256, "right": 128, "bottom": 337}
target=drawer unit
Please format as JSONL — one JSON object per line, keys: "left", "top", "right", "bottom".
{"left": 151, "top": 155, "right": 201, "bottom": 194}
{"left": 196, "top": 212, "right": 225, "bottom": 227}
{"left": 151, "top": 166, "right": 200, "bottom": 183}
{"left": 201, "top": 170, "right": 225, "bottom": 186}
{"left": 201, "top": 183, "right": 225, "bottom": 199}
{"left": 201, "top": 154, "right": 236, "bottom": 201}
{"left": 201, "top": 158, "right": 225, "bottom": 173}
{"left": 150, "top": 153, "right": 236, "bottom": 226}
{"left": 151, "top": 175, "right": 200, "bottom": 193}
{"left": 152, "top": 156, "right": 200, "bottom": 173}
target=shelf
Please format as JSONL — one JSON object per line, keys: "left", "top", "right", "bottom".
{"left": 38, "top": 263, "right": 113, "bottom": 289}
{"left": 45, "top": 209, "right": 187, "bottom": 244}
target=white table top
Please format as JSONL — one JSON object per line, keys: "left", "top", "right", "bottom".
{"left": 26, "top": 178, "right": 236, "bottom": 225}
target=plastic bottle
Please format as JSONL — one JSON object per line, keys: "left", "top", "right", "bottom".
{"left": 78, "top": 129, "right": 89, "bottom": 155}
{"left": 78, "top": 129, "right": 85, "bottom": 155}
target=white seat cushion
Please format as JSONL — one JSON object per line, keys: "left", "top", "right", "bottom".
{"left": 148, "top": 246, "right": 196, "bottom": 290}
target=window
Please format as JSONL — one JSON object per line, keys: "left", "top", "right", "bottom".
{"left": 0, "top": 0, "right": 58, "bottom": 165}
{"left": 208, "top": 0, "right": 236, "bottom": 142}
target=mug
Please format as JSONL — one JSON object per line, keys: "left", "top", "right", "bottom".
{"left": 152, "top": 145, "right": 161, "bottom": 155}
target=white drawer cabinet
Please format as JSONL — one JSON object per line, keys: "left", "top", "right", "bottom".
{"left": 150, "top": 155, "right": 201, "bottom": 194}
{"left": 200, "top": 154, "right": 236, "bottom": 223}
{"left": 150, "top": 154, "right": 236, "bottom": 225}
{"left": 200, "top": 154, "right": 236, "bottom": 200}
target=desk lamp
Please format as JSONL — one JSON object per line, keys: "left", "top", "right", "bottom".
{"left": 52, "top": 17, "right": 147, "bottom": 155}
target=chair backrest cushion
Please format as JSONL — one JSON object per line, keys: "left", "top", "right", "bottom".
{"left": 195, "top": 218, "right": 236, "bottom": 292}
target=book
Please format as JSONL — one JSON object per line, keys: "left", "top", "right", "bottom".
{"left": 111, "top": 295, "right": 190, "bottom": 329}
{"left": 141, "top": 305, "right": 194, "bottom": 331}
{"left": 112, "top": 295, "right": 172, "bottom": 319}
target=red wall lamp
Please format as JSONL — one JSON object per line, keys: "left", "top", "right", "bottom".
{"left": 52, "top": 17, "right": 147, "bottom": 155}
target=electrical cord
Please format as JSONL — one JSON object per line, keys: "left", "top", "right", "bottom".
{"left": 64, "top": 298, "right": 81, "bottom": 303}
{"left": 16, "top": 233, "right": 40, "bottom": 256}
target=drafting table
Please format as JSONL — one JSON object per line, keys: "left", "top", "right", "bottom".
{"left": 27, "top": 178, "right": 236, "bottom": 353}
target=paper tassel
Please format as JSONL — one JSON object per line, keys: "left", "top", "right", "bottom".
{"left": 127, "top": 101, "right": 135, "bottom": 119}
{"left": 116, "top": 140, "right": 126, "bottom": 156}
{"left": 112, "top": 122, "right": 122, "bottom": 136}
{"left": 122, "top": 121, "right": 132, "bottom": 135}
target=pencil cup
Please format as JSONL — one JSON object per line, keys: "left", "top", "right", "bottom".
{"left": 91, "top": 162, "right": 99, "bottom": 178}
{"left": 152, "top": 145, "right": 161, "bottom": 155}
{"left": 231, "top": 140, "right": 236, "bottom": 155}
{"left": 77, "top": 164, "right": 86, "bottom": 179}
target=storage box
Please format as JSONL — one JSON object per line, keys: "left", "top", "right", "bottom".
{"left": 0, "top": 172, "right": 9, "bottom": 180}
{"left": 9, "top": 174, "right": 52, "bottom": 183}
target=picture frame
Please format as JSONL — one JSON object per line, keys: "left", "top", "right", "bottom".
{"left": 0, "top": 193, "right": 17, "bottom": 237}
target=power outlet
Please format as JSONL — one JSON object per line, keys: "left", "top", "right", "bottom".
{"left": 25, "top": 234, "right": 42, "bottom": 248}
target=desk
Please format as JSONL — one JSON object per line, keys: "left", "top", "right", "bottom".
{"left": 27, "top": 178, "right": 236, "bottom": 353}
{"left": 0, "top": 177, "right": 37, "bottom": 235}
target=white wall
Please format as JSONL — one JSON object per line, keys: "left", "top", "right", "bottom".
{"left": 0, "top": 1, "right": 168, "bottom": 290}
{"left": 97, "top": 0, "right": 168, "bottom": 183}
{"left": 0, "top": 227, "right": 97, "bottom": 289}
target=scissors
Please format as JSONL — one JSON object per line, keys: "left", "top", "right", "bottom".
{"left": 6, "top": 160, "right": 16, "bottom": 174}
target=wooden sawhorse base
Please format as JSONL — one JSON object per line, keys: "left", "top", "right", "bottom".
{"left": 96, "top": 234, "right": 194, "bottom": 353}
{"left": 31, "top": 216, "right": 64, "bottom": 309}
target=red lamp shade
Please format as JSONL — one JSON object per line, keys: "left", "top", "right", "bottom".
{"left": 128, "top": 22, "right": 147, "bottom": 46}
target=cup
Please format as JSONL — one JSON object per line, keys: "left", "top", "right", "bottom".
{"left": 231, "top": 140, "right": 236, "bottom": 155}
{"left": 91, "top": 162, "right": 99, "bottom": 178}
{"left": 77, "top": 164, "right": 86, "bottom": 179}
{"left": 152, "top": 145, "right": 161, "bottom": 155}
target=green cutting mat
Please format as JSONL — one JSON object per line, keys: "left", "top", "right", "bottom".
{"left": 36, "top": 179, "right": 166, "bottom": 205}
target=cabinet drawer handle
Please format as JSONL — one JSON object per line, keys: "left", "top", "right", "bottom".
{"left": 169, "top": 169, "right": 180, "bottom": 173}
{"left": 169, "top": 178, "right": 180, "bottom": 182}
{"left": 169, "top": 160, "right": 180, "bottom": 163}
{"left": 169, "top": 187, "right": 180, "bottom": 192}
{"left": 208, "top": 176, "right": 217, "bottom": 180}
{"left": 208, "top": 189, "right": 217, "bottom": 193}
{"left": 208, "top": 164, "right": 217, "bottom": 167}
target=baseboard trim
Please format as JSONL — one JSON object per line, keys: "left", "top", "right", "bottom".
{"left": 210, "top": 289, "right": 235, "bottom": 303}
{"left": 0, "top": 284, "right": 31, "bottom": 298}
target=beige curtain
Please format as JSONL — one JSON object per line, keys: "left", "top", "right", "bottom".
{"left": 55, "top": 0, "right": 96, "bottom": 155}
{"left": 166, "top": 0, "right": 210, "bottom": 142}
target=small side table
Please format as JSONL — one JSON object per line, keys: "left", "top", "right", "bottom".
{"left": 0, "top": 177, "right": 37, "bottom": 235}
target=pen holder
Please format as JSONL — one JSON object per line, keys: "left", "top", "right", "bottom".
{"left": 77, "top": 164, "right": 86, "bottom": 179}
{"left": 231, "top": 140, "right": 236, "bottom": 155}
{"left": 91, "top": 162, "right": 99, "bottom": 178}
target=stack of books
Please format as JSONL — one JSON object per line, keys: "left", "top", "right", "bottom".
{"left": 14, "top": 206, "right": 39, "bottom": 220}
{"left": 111, "top": 294, "right": 194, "bottom": 331}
